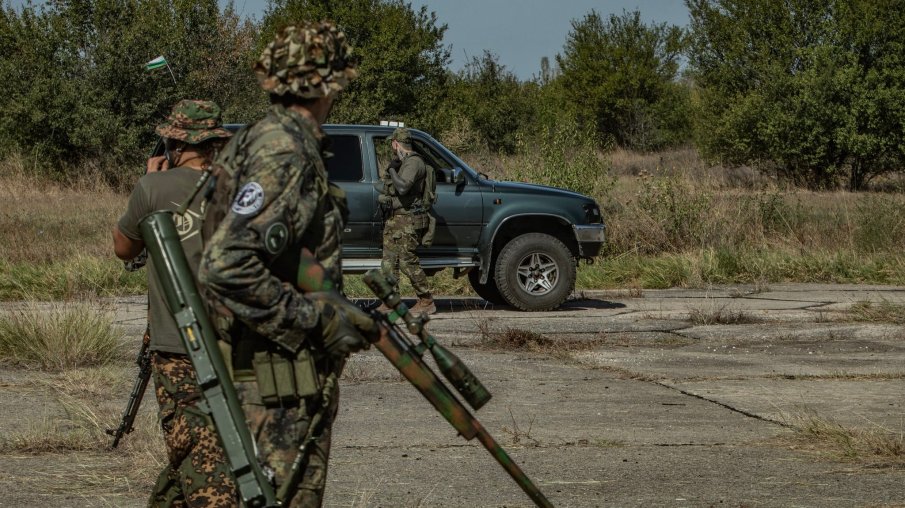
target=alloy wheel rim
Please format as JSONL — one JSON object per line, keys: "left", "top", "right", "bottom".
{"left": 515, "top": 252, "right": 558, "bottom": 295}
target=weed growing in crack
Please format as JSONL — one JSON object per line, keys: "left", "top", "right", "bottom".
{"left": 848, "top": 300, "right": 905, "bottom": 325}
{"left": 501, "top": 408, "right": 539, "bottom": 447}
{"left": 779, "top": 410, "right": 905, "bottom": 467}
{"left": 687, "top": 304, "right": 759, "bottom": 325}
{"left": 476, "top": 319, "right": 605, "bottom": 357}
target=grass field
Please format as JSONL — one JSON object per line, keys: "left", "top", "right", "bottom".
{"left": 2, "top": 147, "right": 905, "bottom": 301}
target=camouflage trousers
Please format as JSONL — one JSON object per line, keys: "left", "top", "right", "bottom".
{"left": 381, "top": 212, "right": 430, "bottom": 297}
{"left": 235, "top": 362, "right": 341, "bottom": 508}
{"left": 149, "top": 352, "right": 238, "bottom": 508}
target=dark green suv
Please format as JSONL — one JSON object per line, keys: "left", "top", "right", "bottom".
{"left": 320, "top": 124, "right": 605, "bottom": 311}
{"left": 163, "top": 124, "right": 605, "bottom": 311}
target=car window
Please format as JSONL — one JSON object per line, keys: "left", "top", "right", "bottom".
{"left": 374, "top": 135, "right": 456, "bottom": 184}
{"left": 325, "top": 134, "right": 363, "bottom": 182}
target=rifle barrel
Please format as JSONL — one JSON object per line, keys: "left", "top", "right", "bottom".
{"left": 374, "top": 320, "right": 553, "bottom": 507}
{"left": 473, "top": 422, "right": 554, "bottom": 508}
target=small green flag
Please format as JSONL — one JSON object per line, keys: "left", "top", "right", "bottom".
{"left": 145, "top": 56, "right": 167, "bottom": 71}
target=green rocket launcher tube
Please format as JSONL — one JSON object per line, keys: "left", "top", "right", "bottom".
{"left": 140, "top": 211, "right": 278, "bottom": 508}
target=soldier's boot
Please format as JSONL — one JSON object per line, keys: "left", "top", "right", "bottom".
{"left": 411, "top": 294, "right": 437, "bottom": 316}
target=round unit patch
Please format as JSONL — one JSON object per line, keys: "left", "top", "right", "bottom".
{"left": 232, "top": 182, "right": 265, "bottom": 215}
{"left": 264, "top": 222, "right": 289, "bottom": 254}
{"left": 174, "top": 213, "right": 194, "bottom": 236}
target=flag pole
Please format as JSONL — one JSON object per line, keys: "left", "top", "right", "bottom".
{"left": 164, "top": 61, "right": 177, "bottom": 85}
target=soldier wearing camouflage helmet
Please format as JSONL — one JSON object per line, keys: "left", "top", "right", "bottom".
{"left": 112, "top": 99, "right": 238, "bottom": 507}
{"left": 377, "top": 126, "right": 436, "bottom": 315}
{"left": 197, "top": 22, "right": 376, "bottom": 505}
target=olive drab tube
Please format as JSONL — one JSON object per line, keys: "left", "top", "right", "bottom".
{"left": 139, "top": 211, "right": 278, "bottom": 508}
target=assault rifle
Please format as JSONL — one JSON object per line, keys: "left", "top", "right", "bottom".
{"left": 296, "top": 259, "right": 553, "bottom": 507}
{"left": 106, "top": 326, "right": 152, "bottom": 448}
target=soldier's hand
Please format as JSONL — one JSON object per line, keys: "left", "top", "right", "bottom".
{"left": 377, "top": 194, "right": 392, "bottom": 205}
{"left": 310, "top": 292, "right": 379, "bottom": 358}
{"left": 388, "top": 156, "right": 402, "bottom": 171}
{"left": 146, "top": 155, "right": 169, "bottom": 174}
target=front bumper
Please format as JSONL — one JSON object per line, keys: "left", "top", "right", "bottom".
{"left": 573, "top": 224, "right": 606, "bottom": 258}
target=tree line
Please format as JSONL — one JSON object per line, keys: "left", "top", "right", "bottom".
{"left": 1, "top": 0, "right": 903, "bottom": 190}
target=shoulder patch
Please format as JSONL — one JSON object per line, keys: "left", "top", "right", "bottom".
{"left": 264, "top": 222, "right": 289, "bottom": 254}
{"left": 231, "top": 182, "right": 265, "bottom": 215}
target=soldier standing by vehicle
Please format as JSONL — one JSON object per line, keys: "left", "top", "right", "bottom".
{"left": 112, "top": 100, "right": 238, "bottom": 507}
{"left": 377, "top": 127, "right": 436, "bottom": 315}
{"left": 198, "top": 22, "right": 377, "bottom": 506}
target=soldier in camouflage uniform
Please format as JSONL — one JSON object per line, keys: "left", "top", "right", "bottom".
{"left": 198, "top": 22, "right": 376, "bottom": 507}
{"left": 112, "top": 100, "right": 238, "bottom": 507}
{"left": 377, "top": 127, "right": 436, "bottom": 315}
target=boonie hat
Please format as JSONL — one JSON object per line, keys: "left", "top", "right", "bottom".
{"left": 155, "top": 100, "right": 232, "bottom": 144}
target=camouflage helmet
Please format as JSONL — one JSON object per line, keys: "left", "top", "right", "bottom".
{"left": 254, "top": 21, "right": 358, "bottom": 99}
{"left": 155, "top": 100, "right": 232, "bottom": 144}
{"left": 391, "top": 127, "right": 412, "bottom": 146}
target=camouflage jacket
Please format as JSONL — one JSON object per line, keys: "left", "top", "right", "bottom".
{"left": 198, "top": 104, "right": 345, "bottom": 354}
{"left": 386, "top": 152, "right": 426, "bottom": 213}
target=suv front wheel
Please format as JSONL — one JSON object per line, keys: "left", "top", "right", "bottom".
{"left": 468, "top": 268, "right": 507, "bottom": 305}
{"left": 494, "top": 232, "right": 576, "bottom": 311}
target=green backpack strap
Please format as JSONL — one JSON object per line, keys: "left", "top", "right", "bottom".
{"left": 421, "top": 162, "right": 438, "bottom": 207}
{"left": 420, "top": 163, "right": 438, "bottom": 247}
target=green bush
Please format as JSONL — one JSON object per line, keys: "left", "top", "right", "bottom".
{"left": 687, "top": 0, "right": 905, "bottom": 189}
{"left": 0, "top": 1, "right": 264, "bottom": 186}
{"left": 556, "top": 9, "right": 691, "bottom": 151}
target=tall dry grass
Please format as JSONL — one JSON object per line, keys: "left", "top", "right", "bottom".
{"left": 0, "top": 302, "right": 126, "bottom": 370}
{"left": 0, "top": 155, "right": 145, "bottom": 299}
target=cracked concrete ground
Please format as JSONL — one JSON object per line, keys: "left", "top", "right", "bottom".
{"left": 1, "top": 283, "right": 904, "bottom": 507}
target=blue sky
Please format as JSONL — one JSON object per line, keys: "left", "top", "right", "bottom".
{"left": 7, "top": 0, "right": 690, "bottom": 80}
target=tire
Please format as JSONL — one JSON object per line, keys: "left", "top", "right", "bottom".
{"left": 494, "top": 232, "right": 576, "bottom": 311}
{"left": 468, "top": 268, "right": 507, "bottom": 305}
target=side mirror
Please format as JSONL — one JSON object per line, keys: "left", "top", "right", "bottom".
{"left": 453, "top": 168, "right": 467, "bottom": 185}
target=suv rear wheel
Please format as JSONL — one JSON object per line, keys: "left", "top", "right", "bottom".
{"left": 468, "top": 268, "right": 506, "bottom": 305}
{"left": 494, "top": 232, "right": 576, "bottom": 311}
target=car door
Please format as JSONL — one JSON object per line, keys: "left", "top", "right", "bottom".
{"left": 323, "top": 133, "right": 379, "bottom": 259}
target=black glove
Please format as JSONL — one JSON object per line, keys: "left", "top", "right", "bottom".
{"left": 309, "top": 292, "right": 379, "bottom": 359}
{"left": 388, "top": 156, "right": 402, "bottom": 171}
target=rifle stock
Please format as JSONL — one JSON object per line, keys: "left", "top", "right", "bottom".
{"left": 106, "top": 326, "right": 152, "bottom": 448}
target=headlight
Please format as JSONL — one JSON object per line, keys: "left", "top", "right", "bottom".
{"left": 583, "top": 203, "right": 602, "bottom": 224}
